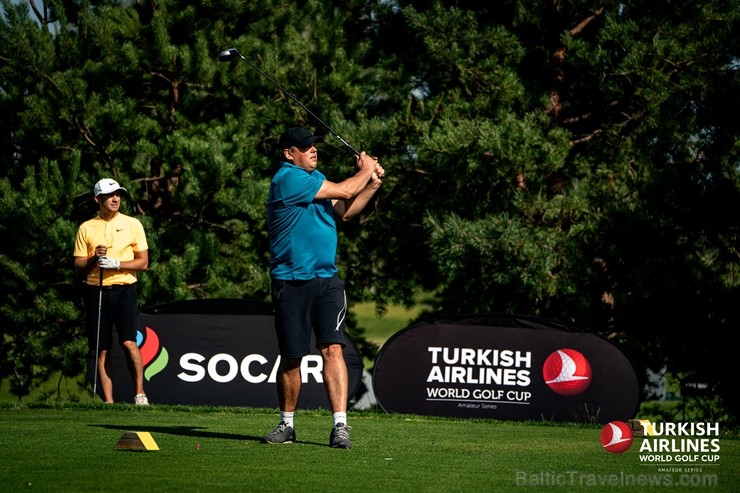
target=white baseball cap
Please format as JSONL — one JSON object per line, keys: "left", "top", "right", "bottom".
{"left": 93, "top": 178, "right": 128, "bottom": 196}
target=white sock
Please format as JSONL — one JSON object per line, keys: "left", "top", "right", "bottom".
{"left": 332, "top": 412, "right": 347, "bottom": 427}
{"left": 280, "top": 411, "right": 294, "bottom": 428}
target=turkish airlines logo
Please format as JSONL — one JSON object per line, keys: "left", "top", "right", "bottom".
{"left": 542, "top": 348, "right": 592, "bottom": 396}
{"left": 600, "top": 421, "right": 634, "bottom": 454}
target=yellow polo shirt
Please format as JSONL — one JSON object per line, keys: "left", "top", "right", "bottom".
{"left": 74, "top": 212, "right": 148, "bottom": 286}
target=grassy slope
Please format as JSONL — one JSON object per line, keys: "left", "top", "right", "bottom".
{"left": 353, "top": 300, "right": 423, "bottom": 347}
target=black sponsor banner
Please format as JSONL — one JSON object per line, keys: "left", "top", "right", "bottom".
{"left": 88, "top": 299, "right": 363, "bottom": 408}
{"left": 373, "top": 316, "right": 640, "bottom": 424}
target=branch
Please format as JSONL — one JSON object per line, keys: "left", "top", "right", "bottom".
{"left": 569, "top": 129, "right": 603, "bottom": 145}
{"left": 149, "top": 71, "right": 180, "bottom": 114}
{"left": 548, "top": 7, "right": 606, "bottom": 119}
{"left": 28, "top": 0, "right": 44, "bottom": 25}
{"left": 569, "top": 7, "right": 605, "bottom": 36}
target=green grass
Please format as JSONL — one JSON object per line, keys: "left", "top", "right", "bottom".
{"left": 2, "top": 302, "right": 737, "bottom": 491}
{"left": 1, "top": 402, "right": 738, "bottom": 492}
{"left": 353, "top": 300, "right": 424, "bottom": 347}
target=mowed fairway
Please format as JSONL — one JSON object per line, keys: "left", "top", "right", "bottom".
{"left": 0, "top": 403, "right": 738, "bottom": 492}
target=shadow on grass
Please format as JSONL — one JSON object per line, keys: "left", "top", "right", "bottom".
{"left": 90, "top": 423, "right": 261, "bottom": 442}
{"left": 88, "top": 424, "right": 331, "bottom": 447}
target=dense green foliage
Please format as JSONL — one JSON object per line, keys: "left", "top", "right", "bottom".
{"left": 1, "top": 1, "right": 738, "bottom": 421}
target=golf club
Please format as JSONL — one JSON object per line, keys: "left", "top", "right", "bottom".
{"left": 93, "top": 266, "right": 103, "bottom": 402}
{"left": 218, "top": 47, "right": 361, "bottom": 157}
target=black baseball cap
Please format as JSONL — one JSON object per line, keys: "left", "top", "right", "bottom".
{"left": 279, "top": 127, "right": 324, "bottom": 150}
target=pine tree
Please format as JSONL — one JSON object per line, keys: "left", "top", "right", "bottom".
{"left": 363, "top": 1, "right": 739, "bottom": 418}
{"left": 1, "top": 1, "right": 738, "bottom": 421}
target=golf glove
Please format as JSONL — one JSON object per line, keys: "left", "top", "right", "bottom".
{"left": 98, "top": 256, "right": 120, "bottom": 270}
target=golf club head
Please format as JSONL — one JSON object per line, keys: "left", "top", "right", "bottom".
{"left": 218, "top": 48, "right": 241, "bottom": 62}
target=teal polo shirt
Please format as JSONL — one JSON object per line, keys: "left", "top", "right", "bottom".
{"left": 267, "top": 162, "right": 338, "bottom": 280}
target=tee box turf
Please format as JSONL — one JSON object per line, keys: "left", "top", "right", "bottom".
{"left": 115, "top": 431, "right": 160, "bottom": 451}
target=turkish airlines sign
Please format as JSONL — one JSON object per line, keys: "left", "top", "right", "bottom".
{"left": 91, "top": 299, "right": 364, "bottom": 408}
{"left": 373, "top": 316, "right": 640, "bottom": 423}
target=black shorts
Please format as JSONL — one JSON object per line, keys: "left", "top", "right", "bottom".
{"left": 271, "top": 274, "right": 347, "bottom": 358}
{"left": 85, "top": 284, "right": 139, "bottom": 351}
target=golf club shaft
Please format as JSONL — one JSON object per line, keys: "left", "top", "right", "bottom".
{"left": 93, "top": 266, "right": 103, "bottom": 402}
{"left": 219, "top": 48, "right": 360, "bottom": 156}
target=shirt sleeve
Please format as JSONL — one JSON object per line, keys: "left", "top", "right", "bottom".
{"left": 280, "top": 169, "right": 324, "bottom": 206}
{"left": 132, "top": 219, "right": 148, "bottom": 252}
{"left": 73, "top": 226, "right": 90, "bottom": 257}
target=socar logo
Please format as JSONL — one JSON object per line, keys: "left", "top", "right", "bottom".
{"left": 136, "top": 326, "right": 169, "bottom": 381}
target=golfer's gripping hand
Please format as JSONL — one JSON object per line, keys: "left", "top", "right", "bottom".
{"left": 357, "top": 151, "right": 385, "bottom": 181}
{"left": 98, "top": 256, "right": 121, "bottom": 270}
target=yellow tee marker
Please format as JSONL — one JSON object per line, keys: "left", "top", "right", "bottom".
{"left": 115, "top": 431, "right": 160, "bottom": 451}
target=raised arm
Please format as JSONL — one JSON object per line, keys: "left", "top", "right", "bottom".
{"left": 331, "top": 156, "right": 385, "bottom": 221}
{"left": 334, "top": 170, "right": 384, "bottom": 221}
{"left": 314, "top": 151, "right": 377, "bottom": 201}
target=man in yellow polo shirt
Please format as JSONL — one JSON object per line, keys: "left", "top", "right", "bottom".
{"left": 74, "top": 178, "right": 150, "bottom": 405}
